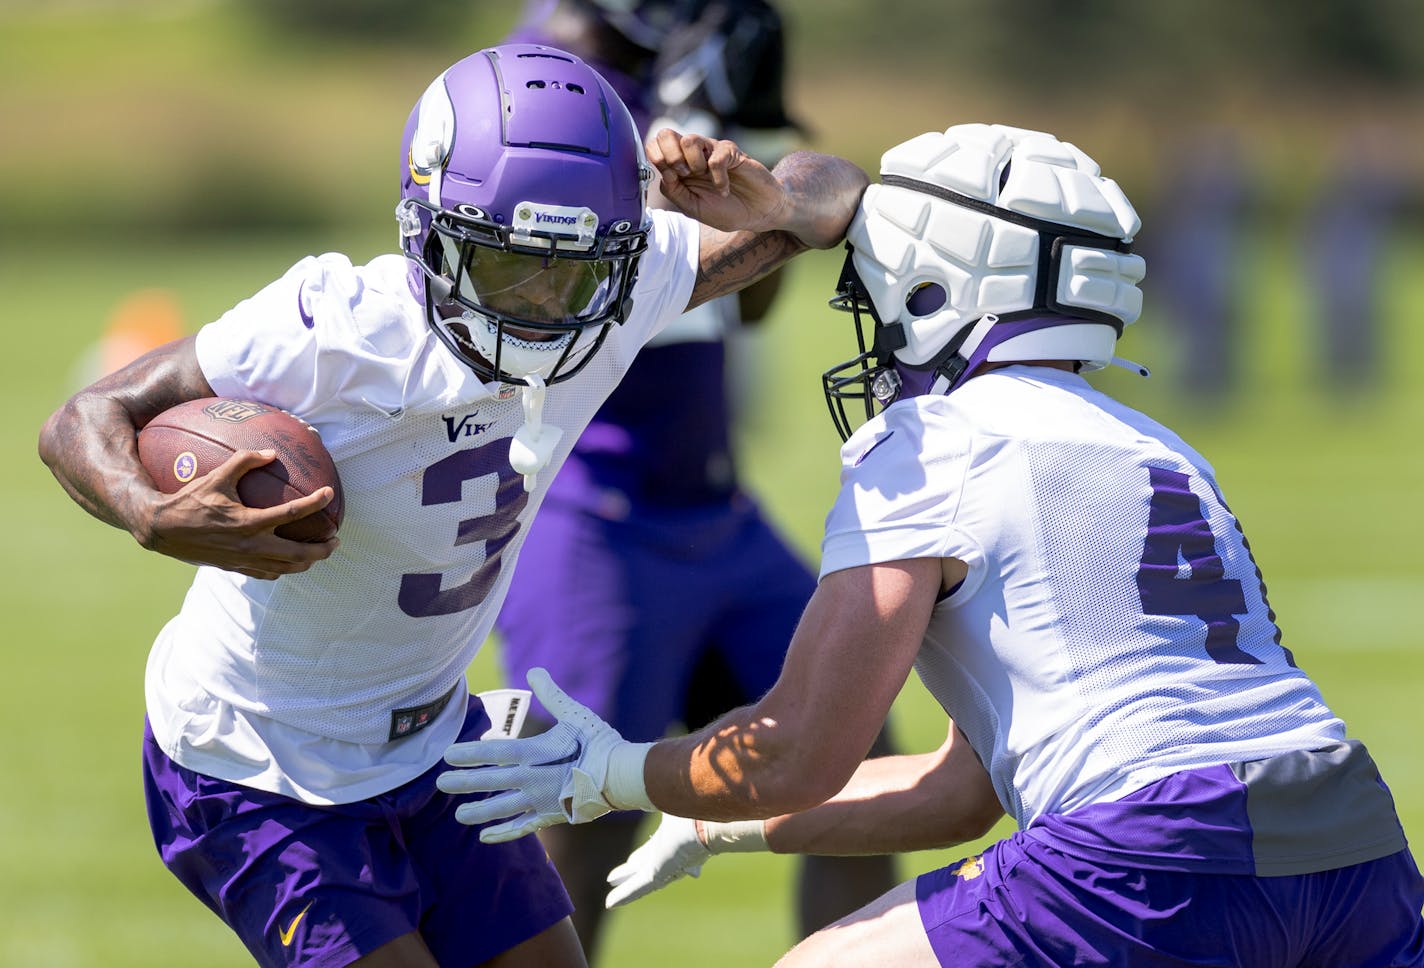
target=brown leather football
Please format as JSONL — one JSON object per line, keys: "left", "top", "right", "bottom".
{"left": 137, "top": 398, "right": 344, "bottom": 542}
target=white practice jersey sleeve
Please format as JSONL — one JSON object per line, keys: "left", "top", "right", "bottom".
{"left": 820, "top": 366, "right": 1346, "bottom": 828}
{"left": 147, "top": 210, "right": 699, "bottom": 804}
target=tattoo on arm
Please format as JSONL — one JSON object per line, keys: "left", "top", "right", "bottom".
{"left": 690, "top": 226, "right": 807, "bottom": 311}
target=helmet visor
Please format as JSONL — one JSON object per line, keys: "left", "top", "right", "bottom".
{"left": 443, "top": 238, "right": 615, "bottom": 326}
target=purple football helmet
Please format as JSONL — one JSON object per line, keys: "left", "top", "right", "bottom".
{"left": 397, "top": 43, "right": 652, "bottom": 386}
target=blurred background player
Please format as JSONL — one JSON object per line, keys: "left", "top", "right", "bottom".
{"left": 1146, "top": 126, "right": 1254, "bottom": 402}
{"left": 494, "top": 0, "right": 898, "bottom": 957}
{"left": 1302, "top": 123, "right": 1409, "bottom": 397}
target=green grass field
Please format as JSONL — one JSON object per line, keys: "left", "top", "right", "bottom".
{"left": 3, "top": 4, "right": 1421, "bottom": 963}
{"left": 3, "top": 224, "right": 1421, "bottom": 966}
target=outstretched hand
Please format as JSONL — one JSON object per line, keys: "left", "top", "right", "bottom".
{"left": 645, "top": 128, "right": 787, "bottom": 236}
{"left": 605, "top": 813, "right": 711, "bottom": 909}
{"left": 146, "top": 448, "right": 337, "bottom": 580}
{"left": 438, "top": 668, "right": 655, "bottom": 843}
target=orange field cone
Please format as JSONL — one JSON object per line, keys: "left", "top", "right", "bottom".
{"left": 96, "top": 289, "right": 186, "bottom": 376}
{"left": 69, "top": 289, "right": 187, "bottom": 391}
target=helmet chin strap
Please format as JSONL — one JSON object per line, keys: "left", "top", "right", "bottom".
{"left": 1110, "top": 356, "right": 1152, "bottom": 378}
{"left": 921, "top": 313, "right": 1001, "bottom": 397}
{"left": 508, "top": 373, "right": 563, "bottom": 492}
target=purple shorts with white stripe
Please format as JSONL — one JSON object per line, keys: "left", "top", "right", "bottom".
{"left": 141, "top": 698, "right": 573, "bottom": 968}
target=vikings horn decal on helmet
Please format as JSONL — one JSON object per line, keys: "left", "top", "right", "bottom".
{"left": 822, "top": 123, "right": 1148, "bottom": 440}
{"left": 397, "top": 43, "right": 653, "bottom": 387}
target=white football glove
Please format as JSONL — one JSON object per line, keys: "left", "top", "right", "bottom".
{"left": 437, "top": 667, "right": 654, "bottom": 844}
{"left": 606, "top": 813, "right": 710, "bottom": 908}
{"left": 605, "top": 813, "right": 769, "bottom": 909}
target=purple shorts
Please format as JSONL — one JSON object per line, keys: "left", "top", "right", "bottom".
{"left": 917, "top": 833, "right": 1424, "bottom": 967}
{"left": 142, "top": 699, "right": 573, "bottom": 968}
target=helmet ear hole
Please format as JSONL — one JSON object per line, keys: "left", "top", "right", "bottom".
{"left": 905, "top": 282, "right": 947, "bottom": 317}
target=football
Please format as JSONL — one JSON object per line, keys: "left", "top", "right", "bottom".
{"left": 137, "top": 397, "right": 344, "bottom": 542}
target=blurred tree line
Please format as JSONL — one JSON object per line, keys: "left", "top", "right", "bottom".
{"left": 251, "top": 0, "right": 1424, "bottom": 90}
{"left": 798, "top": 0, "right": 1424, "bottom": 90}
{"left": 0, "top": 0, "right": 1419, "bottom": 240}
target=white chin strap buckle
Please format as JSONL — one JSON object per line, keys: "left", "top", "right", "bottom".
{"left": 508, "top": 373, "right": 564, "bottom": 492}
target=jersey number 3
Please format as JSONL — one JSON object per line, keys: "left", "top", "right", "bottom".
{"left": 398, "top": 447, "right": 528, "bottom": 617}
{"left": 1135, "top": 466, "right": 1282, "bottom": 665}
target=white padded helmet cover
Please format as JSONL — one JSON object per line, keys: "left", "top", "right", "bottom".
{"left": 848, "top": 123, "right": 1146, "bottom": 368}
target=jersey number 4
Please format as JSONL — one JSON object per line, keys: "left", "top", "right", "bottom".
{"left": 1135, "top": 466, "right": 1287, "bottom": 666}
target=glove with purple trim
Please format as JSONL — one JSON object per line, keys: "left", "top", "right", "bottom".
{"left": 437, "top": 667, "right": 654, "bottom": 844}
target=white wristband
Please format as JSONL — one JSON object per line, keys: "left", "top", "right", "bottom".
{"left": 604, "top": 742, "right": 655, "bottom": 812}
{"left": 699, "top": 818, "right": 769, "bottom": 854}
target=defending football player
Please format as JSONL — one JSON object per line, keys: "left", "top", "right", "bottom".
{"left": 439, "top": 123, "right": 1424, "bottom": 966}
{"left": 36, "top": 43, "right": 869, "bottom": 968}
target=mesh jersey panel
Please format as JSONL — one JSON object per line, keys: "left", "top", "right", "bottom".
{"left": 824, "top": 366, "right": 1344, "bottom": 827}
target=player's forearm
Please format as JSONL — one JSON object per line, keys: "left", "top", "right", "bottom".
{"left": 643, "top": 710, "right": 851, "bottom": 821}
{"left": 768, "top": 150, "right": 871, "bottom": 250}
{"left": 761, "top": 745, "right": 1005, "bottom": 856}
{"left": 689, "top": 225, "right": 805, "bottom": 311}
{"left": 38, "top": 336, "right": 210, "bottom": 545}
{"left": 39, "top": 391, "right": 162, "bottom": 540}
{"left": 641, "top": 563, "right": 936, "bottom": 821}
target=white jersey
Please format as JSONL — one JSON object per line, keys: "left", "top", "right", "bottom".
{"left": 820, "top": 365, "right": 1345, "bottom": 828}
{"left": 145, "top": 209, "right": 700, "bottom": 804}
